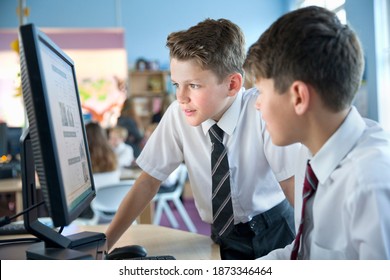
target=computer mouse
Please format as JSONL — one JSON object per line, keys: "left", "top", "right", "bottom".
{"left": 106, "top": 245, "right": 148, "bottom": 260}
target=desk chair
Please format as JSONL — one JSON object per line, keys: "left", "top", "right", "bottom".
{"left": 75, "top": 180, "right": 135, "bottom": 225}
{"left": 152, "top": 165, "right": 197, "bottom": 233}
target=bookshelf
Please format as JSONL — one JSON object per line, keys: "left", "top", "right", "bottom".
{"left": 128, "top": 70, "right": 170, "bottom": 130}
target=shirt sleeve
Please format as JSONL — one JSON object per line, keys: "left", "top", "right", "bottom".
{"left": 136, "top": 102, "right": 184, "bottom": 181}
{"left": 122, "top": 144, "right": 134, "bottom": 167}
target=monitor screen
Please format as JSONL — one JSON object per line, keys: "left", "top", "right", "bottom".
{"left": 19, "top": 23, "right": 105, "bottom": 257}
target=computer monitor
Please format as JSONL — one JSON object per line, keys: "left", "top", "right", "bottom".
{"left": 19, "top": 23, "right": 106, "bottom": 259}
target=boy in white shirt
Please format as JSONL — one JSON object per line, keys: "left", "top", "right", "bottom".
{"left": 245, "top": 6, "right": 390, "bottom": 259}
{"left": 106, "top": 18, "right": 300, "bottom": 259}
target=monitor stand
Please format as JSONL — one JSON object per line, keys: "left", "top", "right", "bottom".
{"left": 25, "top": 241, "right": 105, "bottom": 260}
{"left": 20, "top": 129, "right": 107, "bottom": 260}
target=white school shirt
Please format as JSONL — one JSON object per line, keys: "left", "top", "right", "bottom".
{"left": 260, "top": 107, "right": 390, "bottom": 259}
{"left": 137, "top": 87, "right": 299, "bottom": 224}
{"left": 93, "top": 169, "right": 121, "bottom": 191}
{"left": 114, "top": 142, "right": 134, "bottom": 168}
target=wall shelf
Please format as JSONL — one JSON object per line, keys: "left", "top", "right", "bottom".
{"left": 128, "top": 70, "right": 170, "bottom": 130}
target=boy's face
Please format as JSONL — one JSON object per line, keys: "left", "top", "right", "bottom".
{"left": 254, "top": 78, "right": 297, "bottom": 146}
{"left": 170, "top": 58, "right": 234, "bottom": 126}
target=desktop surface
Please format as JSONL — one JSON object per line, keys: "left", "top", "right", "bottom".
{"left": 0, "top": 224, "right": 220, "bottom": 260}
{"left": 72, "top": 224, "right": 220, "bottom": 260}
{"left": 0, "top": 236, "right": 107, "bottom": 260}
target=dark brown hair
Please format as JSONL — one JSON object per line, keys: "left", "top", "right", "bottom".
{"left": 244, "top": 6, "right": 364, "bottom": 112}
{"left": 166, "top": 18, "right": 246, "bottom": 82}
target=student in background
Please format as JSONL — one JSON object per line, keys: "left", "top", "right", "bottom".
{"left": 79, "top": 122, "right": 120, "bottom": 219}
{"left": 86, "top": 122, "right": 120, "bottom": 189}
{"left": 151, "top": 94, "right": 175, "bottom": 124}
{"left": 106, "top": 18, "right": 299, "bottom": 259}
{"left": 244, "top": 6, "right": 390, "bottom": 259}
{"left": 117, "top": 98, "right": 143, "bottom": 158}
{"left": 108, "top": 126, "right": 135, "bottom": 168}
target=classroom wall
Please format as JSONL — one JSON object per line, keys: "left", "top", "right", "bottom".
{"left": 0, "top": 0, "right": 290, "bottom": 69}
{"left": 345, "top": 0, "right": 378, "bottom": 121}
{"left": 0, "top": 0, "right": 381, "bottom": 121}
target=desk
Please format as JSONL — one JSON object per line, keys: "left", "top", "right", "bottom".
{"left": 120, "top": 167, "right": 142, "bottom": 180}
{"left": 0, "top": 224, "right": 220, "bottom": 260}
{"left": 96, "top": 224, "right": 220, "bottom": 259}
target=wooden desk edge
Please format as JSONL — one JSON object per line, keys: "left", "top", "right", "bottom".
{"left": 0, "top": 224, "right": 220, "bottom": 260}
{"left": 75, "top": 224, "right": 220, "bottom": 260}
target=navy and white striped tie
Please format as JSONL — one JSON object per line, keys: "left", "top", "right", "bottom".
{"left": 209, "top": 124, "right": 234, "bottom": 242}
{"left": 291, "top": 161, "right": 318, "bottom": 259}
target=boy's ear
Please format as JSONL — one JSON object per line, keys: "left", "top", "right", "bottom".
{"left": 291, "top": 81, "right": 310, "bottom": 116}
{"left": 227, "top": 73, "right": 242, "bottom": 96}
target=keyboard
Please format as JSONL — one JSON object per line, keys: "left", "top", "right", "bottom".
{"left": 131, "top": 255, "right": 176, "bottom": 260}
{"left": 0, "top": 218, "right": 54, "bottom": 235}
{"left": 0, "top": 221, "right": 28, "bottom": 235}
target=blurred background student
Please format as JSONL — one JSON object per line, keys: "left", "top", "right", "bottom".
{"left": 79, "top": 122, "right": 120, "bottom": 219}
{"left": 84, "top": 122, "right": 120, "bottom": 219}
{"left": 108, "top": 126, "right": 135, "bottom": 168}
{"left": 116, "top": 98, "right": 143, "bottom": 158}
{"left": 86, "top": 122, "right": 120, "bottom": 189}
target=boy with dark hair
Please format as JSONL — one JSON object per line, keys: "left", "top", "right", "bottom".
{"left": 106, "top": 18, "right": 299, "bottom": 259}
{"left": 245, "top": 6, "right": 390, "bottom": 259}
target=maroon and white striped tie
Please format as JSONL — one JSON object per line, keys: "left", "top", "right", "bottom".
{"left": 291, "top": 161, "right": 318, "bottom": 260}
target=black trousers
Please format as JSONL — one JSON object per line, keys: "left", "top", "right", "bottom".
{"left": 214, "top": 199, "right": 295, "bottom": 260}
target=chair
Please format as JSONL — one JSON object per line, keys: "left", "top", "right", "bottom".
{"left": 152, "top": 164, "right": 197, "bottom": 233}
{"left": 74, "top": 180, "right": 135, "bottom": 225}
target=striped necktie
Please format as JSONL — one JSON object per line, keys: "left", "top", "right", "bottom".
{"left": 209, "top": 124, "right": 234, "bottom": 242}
{"left": 291, "top": 161, "right": 318, "bottom": 259}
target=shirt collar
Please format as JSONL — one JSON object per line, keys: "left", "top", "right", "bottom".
{"left": 311, "top": 106, "right": 366, "bottom": 184}
{"left": 201, "top": 88, "right": 243, "bottom": 136}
